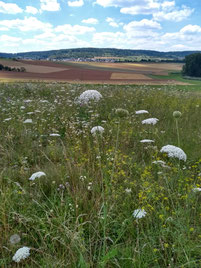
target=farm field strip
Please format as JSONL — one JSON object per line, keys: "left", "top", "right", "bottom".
{"left": 0, "top": 59, "right": 190, "bottom": 85}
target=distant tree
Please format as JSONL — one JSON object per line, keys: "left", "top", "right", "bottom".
{"left": 20, "top": 67, "right": 26, "bottom": 72}
{"left": 182, "top": 53, "right": 201, "bottom": 77}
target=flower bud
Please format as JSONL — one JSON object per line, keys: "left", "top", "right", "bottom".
{"left": 173, "top": 111, "right": 182, "bottom": 118}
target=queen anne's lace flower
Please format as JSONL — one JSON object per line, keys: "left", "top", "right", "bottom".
{"left": 133, "top": 209, "right": 147, "bottom": 219}
{"left": 192, "top": 187, "right": 201, "bottom": 192}
{"left": 76, "top": 90, "right": 102, "bottom": 104}
{"left": 91, "top": 126, "right": 104, "bottom": 136}
{"left": 142, "top": 118, "right": 159, "bottom": 125}
{"left": 49, "top": 133, "right": 60, "bottom": 137}
{"left": 140, "top": 139, "right": 154, "bottom": 143}
{"left": 29, "top": 171, "right": 46, "bottom": 181}
{"left": 160, "top": 145, "right": 187, "bottom": 161}
{"left": 23, "top": 119, "right": 33, "bottom": 124}
{"left": 12, "top": 247, "right": 30, "bottom": 263}
{"left": 135, "top": 110, "right": 149, "bottom": 115}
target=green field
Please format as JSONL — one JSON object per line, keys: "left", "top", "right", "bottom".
{"left": 1, "top": 82, "right": 201, "bottom": 267}
{"left": 151, "top": 72, "right": 201, "bottom": 87}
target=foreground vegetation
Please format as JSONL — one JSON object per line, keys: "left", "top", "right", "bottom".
{"left": 1, "top": 82, "right": 201, "bottom": 267}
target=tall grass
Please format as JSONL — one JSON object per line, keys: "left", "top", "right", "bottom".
{"left": 1, "top": 82, "right": 201, "bottom": 267}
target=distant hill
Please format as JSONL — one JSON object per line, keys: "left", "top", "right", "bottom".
{"left": 0, "top": 48, "right": 200, "bottom": 61}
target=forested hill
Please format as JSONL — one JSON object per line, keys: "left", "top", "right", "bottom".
{"left": 0, "top": 48, "right": 200, "bottom": 60}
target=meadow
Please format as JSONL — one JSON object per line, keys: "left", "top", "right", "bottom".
{"left": 1, "top": 82, "right": 201, "bottom": 267}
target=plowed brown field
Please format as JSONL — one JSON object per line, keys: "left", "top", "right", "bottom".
{"left": 0, "top": 59, "right": 188, "bottom": 85}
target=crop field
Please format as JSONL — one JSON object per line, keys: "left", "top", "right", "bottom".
{"left": 0, "top": 59, "right": 188, "bottom": 85}
{"left": 1, "top": 81, "right": 201, "bottom": 267}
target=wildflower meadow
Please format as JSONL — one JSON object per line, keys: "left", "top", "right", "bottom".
{"left": 1, "top": 82, "right": 201, "bottom": 267}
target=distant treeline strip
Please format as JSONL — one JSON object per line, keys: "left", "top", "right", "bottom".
{"left": 0, "top": 64, "right": 26, "bottom": 72}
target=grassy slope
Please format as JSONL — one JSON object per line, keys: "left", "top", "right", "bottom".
{"left": 150, "top": 72, "right": 201, "bottom": 88}
{"left": 1, "top": 83, "right": 201, "bottom": 267}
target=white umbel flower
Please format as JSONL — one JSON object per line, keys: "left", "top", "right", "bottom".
{"left": 29, "top": 171, "right": 46, "bottom": 181}
{"left": 142, "top": 118, "right": 159, "bottom": 125}
{"left": 77, "top": 90, "right": 102, "bottom": 104}
{"left": 192, "top": 187, "right": 201, "bottom": 193}
{"left": 49, "top": 133, "right": 60, "bottom": 137}
{"left": 23, "top": 119, "right": 33, "bottom": 124}
{"left": 140, "top": 139, "right": 155, "bottom": 143}
{"left": 160, "top": 145, "right": 187, "bottom": 161}
{"left": 91, "top": 126, "right": 104, "bottom": 136}
{"left": 135, "top": 110, "right": 149, "bottom": 115}
{"left": 12, "top": 247, "right": 30, "bottom": 263}
{"left": 133, "top": 209, "right": 147, "bottom": 219}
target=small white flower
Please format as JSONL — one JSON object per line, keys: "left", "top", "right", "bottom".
{"left": 140, "top": 139, "right": 155, "bottom": 143}
{"left": 133, "top": 209, "right": 147, "bottom": 219}
{"left": 142, "top": 118, "right": 159, "bottom": 125}
{"left": 91, "top": 126, "right": 104, "bottom": 136}
{"left": 192, "top": 187, "right": 201, "bottom": 193}
{"left": 135, "top": 110, "right": 149, "bottom": 115}
{"left": 76, "top": 90, "right": 102, "bottom": 104}
{"left": 125, "top": 188, "right": 132, "bottom": 193}
{"left": 3, "top": 118, "right": 12, "bottom": 122}
{"left": 160, "top": 145, "right": 187, "bottom": 161}
{"left": 29, "top": 171, "right": 46, "bottom": 181}
{"left": 12, "top": 247, "right": 30, "bottom": 263}
{"left": 23, "top": 119, "right": 33, "bottom": 124}
{"left": 49, "top": 133, "right": 60, "bottom": 137}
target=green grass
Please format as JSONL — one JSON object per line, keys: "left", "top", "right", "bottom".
{"left": 150, "top": 72, "right": 201, "bottom": 87}
{"left": 1, "top": 82, "right": 201, "bottom": 267}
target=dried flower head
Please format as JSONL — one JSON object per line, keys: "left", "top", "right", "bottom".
{"left": 160, "top": 145, "right": 187, "bottom": 161}
{"left": 10, "top": 234, "right": 21, "bottom": 245}
{"left": 115, "top": 108, "right": 129, "bottom": 118}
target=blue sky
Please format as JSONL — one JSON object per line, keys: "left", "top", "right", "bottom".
{"left": 0, "top": 0, "right": 200, "bottom": 53}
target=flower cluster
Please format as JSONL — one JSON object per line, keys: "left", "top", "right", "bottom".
{"left": 76, "top": 90, "right": 102, "bottom": 104}
{"left": 142, "top": 118, "right": 159, "bottom": 125}
{"left": 12, "top": 247, "right": 30, "bottom": 263}
{"left": 160, "top": 145, "right": 187, "bottom": 161}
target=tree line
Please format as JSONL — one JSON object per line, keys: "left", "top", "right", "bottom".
{"left": 182, "top": 53, "right": 201, "bottom": 77}
{"left": 0, "top": 64, "right": 26, "bottom": 72}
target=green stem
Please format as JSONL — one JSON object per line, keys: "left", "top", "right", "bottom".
{"left": 175, "top": 119, "right": 180, "bottom": 147}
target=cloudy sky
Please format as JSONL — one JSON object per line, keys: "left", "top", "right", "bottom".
{"left": 0, "top": 0, "right": 200, "bottom": 53}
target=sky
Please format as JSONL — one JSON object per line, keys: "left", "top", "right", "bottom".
{"left": 0, "top": 0, "right": 200, "bottom": 53}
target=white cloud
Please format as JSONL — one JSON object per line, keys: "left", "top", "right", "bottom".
{"left": 68, "top": 0, "right": 84, "bottom": 7}
{"left": 0, "top": 1, "right": 23, "bottom": 14}
{"left": 40, "top": 0, "right": 60, "bottom": 11}
{"left": 161, "top": 1, "right": 175, "bottom": 11}
{"left": 55, "top": 24, "right": 95, "bottom": 35}
{"left": 120, "top": 1, "right": 160, "bottom": 15}
{"left": 0, "top": 17, "right": 52, "bottom": 32}
{"left": 92, "top": 31, "right": 125, "bottom": 47}
{"left": 180, "top": 24, "right": 201, "bottom": 35}
{"left": 25, "top": 6, "right": 38, "bottom": 15}
{"left": 82, "top": 18, "right": 98, "bottom": 24}
{"left": 124, "top": 19, "right": 161, "bottom": 31}
{"left": 153, "top": 6, "right": 193, "bottom": 22}
{"left": 95, "top": 0, "right": 193, "bottom": 22}
{"left": 106, "top": 17, "right": 119, "bottom": 28}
